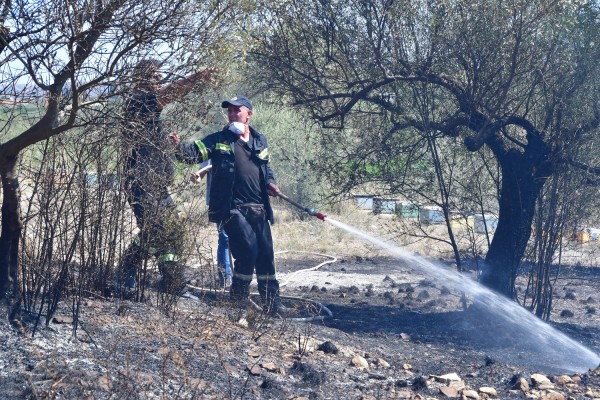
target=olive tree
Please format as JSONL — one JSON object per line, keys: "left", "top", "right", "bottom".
{"left": 251, "top": 0, "right": 600, "bottom": 297}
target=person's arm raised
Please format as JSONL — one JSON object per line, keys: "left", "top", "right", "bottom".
{"left": 157, "top": 68, "right": 218, "bottom": 107}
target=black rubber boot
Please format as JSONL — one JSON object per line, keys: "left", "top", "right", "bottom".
{"left": 119, "top": 244, "right": 142, "bottom": 297}
{"left": 258, "top": 280, "right": 290, "bottom": 318}
{"left": 158, "top": 261, "right": 185, "bottom": 294}
{"left": 230, "top": 277, "right": 251, "bottom": 303}
{"left": 228, "top": 278, "right": 252, "bottom": 322}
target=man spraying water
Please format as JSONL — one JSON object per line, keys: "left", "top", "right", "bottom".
{"left": 172, "top": 95, "right": 289, "bottom": 317}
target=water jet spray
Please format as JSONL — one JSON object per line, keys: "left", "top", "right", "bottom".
{"left": 323, "top": 217, "right": 600, "bottom": 373}
{"left": 276, "top": 193, "right": 327, "bottom": 221}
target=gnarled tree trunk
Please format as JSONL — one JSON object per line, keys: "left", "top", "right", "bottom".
{"left": 0, "top": 154, "right": 22, "bottom": 318}
{"left": 481, "top": 133, "right": 551, "bottom": 297}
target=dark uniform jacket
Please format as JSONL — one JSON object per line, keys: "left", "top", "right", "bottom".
{"left": 123, "top": 91, "right": 175, "bottom": 189}
{"left": 178, "top": 127, "right": 276, "bottom": 224}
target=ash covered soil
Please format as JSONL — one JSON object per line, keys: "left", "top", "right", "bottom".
{"left": 1, "top": 253, "right": 599, "bottom": 399}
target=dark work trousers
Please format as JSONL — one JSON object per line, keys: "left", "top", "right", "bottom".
{"left": 223, "top": 209, "right": 280, "bottom": 306}
{"left": 121, "top": 178, "right": 181, "bottom": 286}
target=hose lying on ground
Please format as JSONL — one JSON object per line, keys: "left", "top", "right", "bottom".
{"left": 185, "top": 250, "right": 337, "bottom": 322}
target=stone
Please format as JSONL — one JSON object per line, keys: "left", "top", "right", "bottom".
{"left": 560, "top": 309, "right": 574, "bottom": 318}
{"left": 462, "top": 389, "right": 479, "bottom": 399}
{"left": 584, "top": 388, "right": 600, "bottom": 397}
{"left": 396, "top": 390, "right": 412, "bottom": 399}
{"left": 540, "top": 391, "right": 565, "bottom": 400}
{"left": 538, "top": 383, "right": 555, "bottom": 390}
{"left": 439, "top": 386, "right": 460, "bottom": 398}
{"left": 402, "top": 363, "right": 412, "bottom": 370}
{"left": 351, "top": 356, "right": 369, "bottom": 369}
{"left": 375, "top": 358, "right": 390, "bottom": 368}
{"left": 52, "top": 315, "right": 73, "bottom": 324}
{"left": 478, "top": 387, "right": 497, "bottom": 397}
{"left": 531, "top": 373, "right": 552, "bottom": 387}
{"left": 317, "top": 341, "right": 339, "bottom": 354}
{"left": 511, "top": 377, "right": 529, "bottom": 392}
{"left": 247, "top": 365, "right": 261, "bottom": 376}
{"left": 261, "top": 362, "right": 276, "bottom": 372}
{"left": 449, "top": 380, "right": 466, "bottom": 391}
{"left": 97, "top": 375, "right": 111, "bottom": 391}
{"left": 433, "top": 373, "right": 461, "bottom": 383}
{"left": 222, "top": 364, "right": 236, "bottom": 373}
{"left": 554, "top": 375, "right": 573, "bottom": 385}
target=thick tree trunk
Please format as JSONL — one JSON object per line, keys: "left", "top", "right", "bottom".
{"left": 481, "top": 149, "right": 546, "bottom": 297}
{"left": 0, "top": 155, "right": 22, "bottom": 316}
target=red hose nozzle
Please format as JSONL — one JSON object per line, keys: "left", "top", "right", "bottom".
{"left": 315, "top": 213, "right": 327, "bottom": 221}
{"left": 277, "top": 192, "right": 326, "bottom": 221}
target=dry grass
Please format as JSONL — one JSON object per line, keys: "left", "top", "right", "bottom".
{"left": 272, "top": 202, "right": 600, "bottom": 269}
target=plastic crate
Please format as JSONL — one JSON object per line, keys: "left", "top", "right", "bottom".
{"left": 373, "top": 198, "right": 397, "bottom": 214}
{"left": 419, "top": 206, "right": 444, "bottom": 224}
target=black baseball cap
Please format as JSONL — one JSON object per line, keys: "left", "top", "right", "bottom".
{"left": 221, "top": 95, "right": 253, "bottom": 110}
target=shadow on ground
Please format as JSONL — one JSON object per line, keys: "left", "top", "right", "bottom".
{"left": 321, "top": 301, "right": 600, "bottom": 374}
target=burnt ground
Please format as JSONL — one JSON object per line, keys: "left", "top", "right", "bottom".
{"left": 279, "top": 255, "right": 600, "bottom": 367}
{"left": 274, "top": 253, "right": 600, "bottom": 397}
{"left": 0, "top": 253, "right": 599, "bottom": 399}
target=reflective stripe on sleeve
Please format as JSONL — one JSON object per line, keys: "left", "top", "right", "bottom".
{"left": 257, "top": 148, "right": 269, "bottom": 160}
{"left": 215, "top": 143, "right": 232, "bottom": 152}
{"left": 194, "top": 140, "right": 209, "bottom": 162}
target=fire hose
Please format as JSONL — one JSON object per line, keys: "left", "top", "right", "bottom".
{"left": 276, "top": 192, "right": 327, "bottom": 221}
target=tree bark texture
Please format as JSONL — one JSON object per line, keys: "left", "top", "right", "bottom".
{"left": 0, "top": 155, "right": 22, "bottom": 315}
{"left": 482, "top": 136, "right": 549, "bottom": 297}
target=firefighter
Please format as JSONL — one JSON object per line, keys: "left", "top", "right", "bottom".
{"left": 172, "top": 95, "right": 289, "bottom": 316}
{"left": 120, "top": 59, "right": 214, "bottom": 295}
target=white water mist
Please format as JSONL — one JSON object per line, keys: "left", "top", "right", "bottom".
{"left": 325, "top": 217, "right": 600, "bottom": 373}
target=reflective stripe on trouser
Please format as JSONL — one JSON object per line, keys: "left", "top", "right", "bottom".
{"left": 133, "top": 235, "right": 158, "bottom": 255}
{"left": 224, "top": 209, "right": 278, "bottom": 302}
{"left": 158, "top": 253, "right": 179, "bottom": 263}
{"left": 230, "top": 272, "right": 252, "bottom": 300}
{"left": 122, "top": 181, "right": 181, "bottom": 273}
